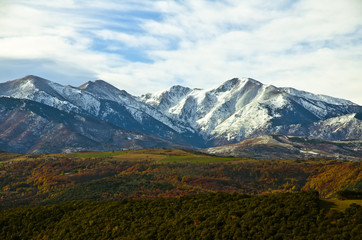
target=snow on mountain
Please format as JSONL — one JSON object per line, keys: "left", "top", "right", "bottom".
{"left": 140, "top": 77, "right": 362, "bottom": 144}
{"left": 48, "top": 81, "right": 101, "bottom": 115}
{"left": 79, "top": 80, "right": 195, "bottom": 134}
{"left": 306, "top": 113, "right": 362, "bottom": 140}
{"left": 0, "top": 76, "right": 199, "bottom": 146}
{"left": 0, "top": 75, "right": 100, "bottom": 115}
{"left": 281, "top": 87, "right": 358, "bottom": 119}
{"left": 78, "top": 79, "right": 131, "bottom": 103}
{"left": 142, "top": 78, "right": 291, "bottom": 140}
{"left": 0, "top": 97, "right": 187, "bottom": 154}
{"left": 140, "top": 85, "right": 192, "bottom": 112}
{"left": 269, "top": 113, "right": 362, "bottom": 141}
{"left": 282, "top": 87, "right": 356, "bottom": 106}
{"left": 1, "top": 75, "right": 361, "bottom": 150}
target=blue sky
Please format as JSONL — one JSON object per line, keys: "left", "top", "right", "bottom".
{"left": 0, "top": 0, "right": 361, "bottom": 104}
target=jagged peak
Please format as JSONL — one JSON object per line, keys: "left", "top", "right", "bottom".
{"left": 79, "top": 79, "right": 125, "bottom": 92}
{"left": 169, "top": 84, "right": 192, "bottom": 93}
{"left": 141, "top": 84, "right": 192, "bottom": 101}
{"left": 215, "top": 77, "right": 263, "bottom": 93}
{"left": 3, "top": 75, "right": 59, "bottom": 92}
{"left": 14, "top": 75, "right": 51, "bottom": 84}
{"left": 243, "top": 77, "right": 262, "bottom": 85}
{"left": 78, "top": 79, "right": 113, "bottom": 89}
{"left": 78, "top": 79, "right": 131, "bottom": 100}
{"left": 217, "top": 78, "right": 241, "bottom": 90}
{"left": 281, "top": 87, "right": 356, "bottom": 106}
{"left": 19, "top": 75, "right": 43, "bottom": 80}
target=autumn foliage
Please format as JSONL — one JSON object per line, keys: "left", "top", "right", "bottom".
{"left": 0, "top": 149, "right": 361, "bottom": 209}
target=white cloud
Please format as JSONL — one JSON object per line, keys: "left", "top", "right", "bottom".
{"left": 0, "top": 0, "right": 361, "bottom": 104}
{"left": 95, "top": 30, "right": 167, "bottom": 49}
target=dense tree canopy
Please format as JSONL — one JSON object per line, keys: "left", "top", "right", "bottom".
{"left": 1, "top": 191, "right": 361, "bottom": 240}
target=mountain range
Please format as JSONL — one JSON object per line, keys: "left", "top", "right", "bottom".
{"left": 0, "top": 75, "right": 361, "bottom": 154}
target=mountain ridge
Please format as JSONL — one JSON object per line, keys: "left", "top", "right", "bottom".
{"left": 0, "top": 75, "right": 203, "bottom": 147}
{"left": 0, "top": 75, "right": 361, "bottom": 153}
{"left": 140, "top": 77, "right": 361, "bottom": 145}
{"left": 0, "top": 96, "right": 189, "bottom": 153}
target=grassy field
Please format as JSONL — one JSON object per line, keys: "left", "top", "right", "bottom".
{"left": 68, "top": 150, "right": 131, "bottom": 159}
{"left": 67, "top": 149, "right": 203, "bottom": 160}
{"left": 322, "top": 198, "right": 362, "bottom": 212}
{"left": 0, "top": 148, "right": 237, "bottom": 163}
{"left": 0, "top": 148, "right": 341, "bottom": 165}
{"left": 160, "top": 155, "right": 238, "bottom": 163}
{"left": 0, "top": 151, "right": 22, "bottom": 162}
{"left": 112, "top": 152, "right": 167, "bottom": 161}
{"left": 70, "top": 148, "right": 242, "bottom": 163}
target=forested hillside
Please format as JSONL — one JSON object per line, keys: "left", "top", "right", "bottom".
{"left": 1, "top": 191, "right": 361, "bottom": 239}
{"left": 1, "top": 149, "right": 361, "bottom": 209}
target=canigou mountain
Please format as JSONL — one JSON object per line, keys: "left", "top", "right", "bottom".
{"left": 141, "top": 77, "right": 361, "bottom": 146}
{"left": 0, "top": 75, "right": 361, "bottom": 153}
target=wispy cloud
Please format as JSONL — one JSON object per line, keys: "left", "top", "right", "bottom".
{"left": 0, "top": 0, "right": 361, "bottom": 103}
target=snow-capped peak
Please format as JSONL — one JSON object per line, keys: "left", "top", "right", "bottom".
{"left": 78, "top": 79, "right": 132, "bottom": 103}
{"left": 282, "top": 87, "right": 356, "bottom": 106}
{"left": 79, "top": 80, "right": 116, "bottom": 90}
{"left": 0, "top": 75, "right": 197, "bottom": 141}
{"left": 214, "top": 77, "right": 263, "bottom": 93}
{"left": 17, "top": 75, "right": 50, "bottom": 83}
{"left": 215, "top": 78, "right": 241, "bottom": 92}
{"left": 138, "top": 77, "right": 361, "bottom": 144}
{"left": 1, "top": 75, "right": 361, "bottom": 147}
{"left": 140, "top": 84, "right": 192, "bottom": 111}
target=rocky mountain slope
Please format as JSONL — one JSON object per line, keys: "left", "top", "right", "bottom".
{"left": 0, "top": 75, "right": 361, "bottom": 153}
{"left": 0, "top": 97, "right": 186, "bottom": 153}
{"left": 0, "top": 75, "right": 203, "bottom": 147}
{"left": 204, "top": 135, "right": 362, "bottom": 160}
{"left": 141, "top": 77, "right": 362, "bottom": 145}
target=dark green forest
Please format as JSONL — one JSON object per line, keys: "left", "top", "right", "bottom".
{"left": 1, "top": 191, "right": 361, "bottom": 240}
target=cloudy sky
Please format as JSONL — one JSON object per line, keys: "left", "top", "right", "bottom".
{"left": 0, "top": 0, "right": 361, "bottom": 104}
